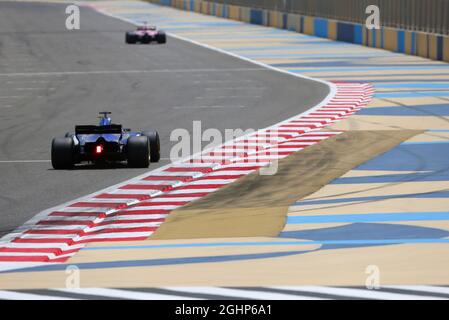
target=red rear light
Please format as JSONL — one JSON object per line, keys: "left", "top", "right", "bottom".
{"left": 95, "top": 145, "right": 103, "bottom": 154}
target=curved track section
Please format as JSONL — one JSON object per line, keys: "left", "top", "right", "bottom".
{"left": 0, "top": 1, "right": 328, "bottom": 237}
{"left": 1, "top": 0, "right": 448, "bottom": 298}
{"left": 0, "top": 1, "right": 373, "bottom": 267}
{"left": 0, "top": 82, "right": 373, "bottom": 263}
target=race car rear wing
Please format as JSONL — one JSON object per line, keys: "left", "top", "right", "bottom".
{"left": 75, "top": 124, "right": 122, "bottom": 135}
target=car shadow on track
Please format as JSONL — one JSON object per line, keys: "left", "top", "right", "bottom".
{"left": 47, "top": 162, "right": 143, "bottom": 171}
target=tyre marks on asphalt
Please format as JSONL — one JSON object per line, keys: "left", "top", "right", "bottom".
{"left": 151, "top": 129, "right": 420, "bottom": 239}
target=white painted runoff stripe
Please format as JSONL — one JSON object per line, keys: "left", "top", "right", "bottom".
{"left": 0, "top": 242, "right": 84, "bottom": 250}
{"left": 27, "top": 225, "right": 87, "bottom": 231}
{"left": 386, "top": 285, "right": 449, "bottom": 295}
{"left": 103, "top": 214, "right": 168, "bottom": 221}
{"left": 0, "top": 4, "right": 373, "bottom": 267}
{"left": 104, "top": 189, "right": 162, "bottom": 196}
{"left": 0, "top": 290, "right": 75, "bottom": 300}
{"left": 54, "top": 288, "right": 199, "bottom": 300}
{"left": 165, "top": 287, "right": 324, "bottom": 300}
{"left": 2, "top": 285, "right": 443, "bottom": 300}
{"left": 123, "top": 205, "right": 180, "bottom": 211}
{"left": 271, "top": 286, "right": 445, "bottom": 300}
{"left": 146, "top": 197, "right": 199, "bottom": 202}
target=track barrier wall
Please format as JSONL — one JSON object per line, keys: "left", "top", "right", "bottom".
{"left": 147, "top": 0, "right": 449, "bottom": 62}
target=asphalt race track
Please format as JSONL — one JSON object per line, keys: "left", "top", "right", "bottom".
{"left": 0, "top": 1, "right": 327, "bottom": 237}
{"left": 0, "top": 0, "right": 448, "bottom": 300}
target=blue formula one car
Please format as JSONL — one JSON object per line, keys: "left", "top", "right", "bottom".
{"left": 51, "top": 112, "right": 160, "bottom": 169}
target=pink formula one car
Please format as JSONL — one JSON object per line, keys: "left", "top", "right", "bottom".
{"left": 125, "top": 25, "right": 167, "bottom": 44}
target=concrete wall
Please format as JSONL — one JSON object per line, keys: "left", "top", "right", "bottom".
{"left": 148, "top": 0, "right": 449, "bottom": 63}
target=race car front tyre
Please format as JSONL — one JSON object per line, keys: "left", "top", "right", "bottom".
{"left": 141, "top": 130, "right": 161, "bottom": 162}
{"left": 156, "top": 32, "right": 166, "bottom": 44}
{"left": 127, "top": 136, "right": 150, "bottom": 168}
{"left": 51, "top": 137, "right": 74, "bottom": 169}
{"left": 125, "top": 32, "right": 137, "bottom": 44}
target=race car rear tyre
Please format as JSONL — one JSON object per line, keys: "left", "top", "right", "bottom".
{"left": 51, "top": 137, "right": 74, "bottom": 169}
{"left": 127, "top": 136, "right": 150, "bottom": 168}
{"left": 141, "top": 130, "right": 161, "bottom": 163}
{"left": 125, "top": 32, "right": 137, "bottom": 44}
{"left": 157, "top": 32, "right": 166, "bottom": 44}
